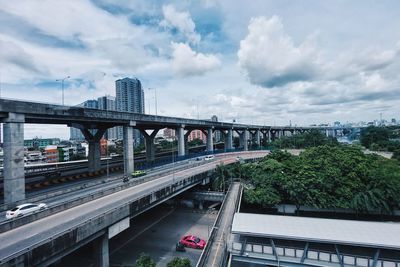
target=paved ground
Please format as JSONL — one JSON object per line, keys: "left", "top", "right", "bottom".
{"left": 57, "top": 204, "right": 217, "bottom": 267}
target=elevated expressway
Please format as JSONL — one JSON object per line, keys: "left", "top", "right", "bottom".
{"left": 0, "top": 98, "right": 341, "bottom": 205}
{"left": 0, "top": 151, "right": 267, "bottom": 267}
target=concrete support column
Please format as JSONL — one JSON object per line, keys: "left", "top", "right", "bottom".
{"left": 206, "top": 128, "right": 213, "bottom": 152}
{"left": 270, "top": 130, "right": 276, "bottom": 141}
{"left": 3, "top": 113, "right": 25, "bottom": 204}
{"left": 225, "top": 129, "right": 233, "bottom": 150}
{"left": 326, "top": 129, "right": 329, "bottom": 137}
{"left": 93, "top": 233, "right": 109, "bottom": 267}
{"left": 82, "top": 128, "right": 107, "bottom": 173}
{"left": 88, "top": 140, "right": 101, "bottom": 172}
{"left": 140, "top": 129, "right": 159, "bottom": 163}
{"left": 255, "top": 130, "right": 261, "bottom": 147}
{"left": 177, "top": 126, "right": 185, "bottom": 157}
{"left": 123, "top": 126, "right": 134, "bottom": 175}
{"left": 238, "top": 130, "right": 249, "bottom": 151}
{"left": 184, "top": 130, "right": 192, "bottom": 155}
{"left": 244, "top": 130, "right": 249, "bottom": 151}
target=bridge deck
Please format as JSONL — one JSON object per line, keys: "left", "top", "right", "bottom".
{"left": 0, "top": 152, "right": 265, "bottom": 266}
{"left": 200, "top": 182, "right": 241, "bottom": 267}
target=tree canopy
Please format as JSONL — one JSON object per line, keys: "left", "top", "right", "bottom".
{"left": 166, "top": 257, "right": 191, "bottom": 267}
{"left": 268, "top": 129, "right": 338, "bottom": 149}
{"left": 227, "top": 145, "right": 400, "bottom": 214}
{"left": 134, "top": 253, "right": 156, "bottom": 267}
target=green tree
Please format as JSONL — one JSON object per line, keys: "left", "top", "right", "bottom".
{"left": 360, "top": 126, "right": 390, "bottom": 149}
{"left": 188, "top": 138, "right": 203, "bottom": 147}
{"left": 134, "top": 253, "right": 156, "bottom": 267}
{"left": 166, "top": 257, "right": 191, "bottom": 267}
{"left": 238, "top": 144, "right": 400, "bottom": 214}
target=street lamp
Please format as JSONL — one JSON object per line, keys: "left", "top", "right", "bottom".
{"left": 56, "top": 76, "right": 70, "bottom": 105}
{"left": 148, "top": 88, "right": 158, "bottom": 116}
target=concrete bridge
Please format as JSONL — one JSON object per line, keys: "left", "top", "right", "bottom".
{"left": 0, "top": 98, "right": 345, "bottom": 205}
{"left": 0, "top": 151, "right": 266, "bottom": 267}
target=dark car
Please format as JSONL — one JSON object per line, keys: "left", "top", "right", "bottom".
{"left": 175, "top": 242, "right": 186, "bottom": 252}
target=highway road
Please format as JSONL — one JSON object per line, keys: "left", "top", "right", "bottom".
{"left": 0, "top": 158, "right": 197, "bottom": 222}
{"left": 0, "top": 151, "right": 267, "bottom": 264}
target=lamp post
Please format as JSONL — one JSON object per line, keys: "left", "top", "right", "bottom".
{"left": 148, "top": 88, "right": 158, "bottom": 115}
{"left": 56, "top": 76, "right": 70, "bottom": 105}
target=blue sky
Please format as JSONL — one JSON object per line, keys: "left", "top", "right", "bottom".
{"left": 0, "top": 0, "right": 400, "bottom": 139}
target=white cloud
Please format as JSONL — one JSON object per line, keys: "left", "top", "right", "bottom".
{"left": 171, "top": 42, "right": 221, "bottom": 77}
{"left": 0, "top": 39, "right": 44, "bottom": 74}
{"left": 361, "top": 72, "right": 388, "bottom": 90}
{"left": 160, "top": 4, "right": 201, "bottom": 44}
{"left": 238, "top": 16, "right": 319, "bottom": 87}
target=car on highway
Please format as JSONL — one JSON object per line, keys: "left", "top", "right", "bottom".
{"left": 204, "top": 155, "right": 215, "bottom": 161}
{"left": 6, "top": 203, "right": 47, "bottom": 219}
{"left": 179, "top": 235, "right": 206, "bottom": 249}
{"left": 131, "top": 170, "right": 146, "bottom": 178}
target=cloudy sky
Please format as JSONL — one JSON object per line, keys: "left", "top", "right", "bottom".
{"left": 1, "top": 0, "right": 400, "bottom": 139}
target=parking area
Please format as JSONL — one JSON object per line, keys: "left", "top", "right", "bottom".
{"left": 109, "top": 205, "right": 217, "bottom": 266}
{"left": 56, "top": 203, "right": 218, "bottom": 267}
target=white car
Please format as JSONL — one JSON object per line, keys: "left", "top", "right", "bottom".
{"left": 204, "top": 155, "right": 215, "bottom": 161}
{"left": 6, "top": 203, "right": 47, "bottom": 219}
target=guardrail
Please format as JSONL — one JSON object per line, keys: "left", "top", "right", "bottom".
{"left": 196, "top": 182, "right": 243, "bottom": 267}
{"left": 0, "top": 160, "right": 207, "bottom": 233}
{"left": 0, "top": 167, "right": 214, "bottom": 265}
{"left": 0, "top": 151, "right": 266, "bottom": 233}
{"left": 230, "top": 242, "right": 400, "bottom": 267}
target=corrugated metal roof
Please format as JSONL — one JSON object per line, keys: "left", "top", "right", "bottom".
{"left": 232, "top": 213, "right": 400, "bottom": 250}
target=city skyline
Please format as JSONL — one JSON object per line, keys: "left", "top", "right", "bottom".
{"left": 1, "top": 0, "right": 400, "bottom": 139}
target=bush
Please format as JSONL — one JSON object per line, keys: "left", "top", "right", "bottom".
{"left": 166, "top": 257, "right": 191, "bottom": 267}
{"left": 134, "top": 253, "right": 156, "bottom": 267}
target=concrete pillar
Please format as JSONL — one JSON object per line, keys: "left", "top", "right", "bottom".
{"left": 88, "top": 139, "right": 101, "bottom": 172}
{"left": 3, "top": 113, "right": 25, "bottom": 204}
{"left": 206, "top": 128, "right": 213, "bottom": 152}
{"left": 243, "top": 130, "right": 249, "bottom": 151}
{"left": 270, "top": 130, "right": 276, "bottom": 141}
{"left": 82, "top": 128, "right": 106, "bottom": 173}
{"left": 239, "top": 130, "right": 249, "bottom": 151}
{"left": 255, "top": 130, "right": 261, "bottom": 147}
{"left": 177, "top": 126, "right": 185, "bottom": 157}
{"left": 199, "top": 201, "right": 204, "bottom": 210}
{"left": 326, "top": 129, "right": 329, "bottom": 137}
{"left": 140, "top": 129, "right": 159, "bottom": 163}
{"left": 225, "top": 129, "right": 233, "bottom": 150}
{"left": 93, "top": 233, "right": 109, "bottom": 267}
{"left": 184, "top": 130, "right": 192, "bottom": 155}
{"left": 123, "top": 126, "right": 134, "bottom": 175}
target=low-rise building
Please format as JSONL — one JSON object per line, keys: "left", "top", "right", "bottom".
{"left": 44, "top": 145, "right": 58, "bottom": 163}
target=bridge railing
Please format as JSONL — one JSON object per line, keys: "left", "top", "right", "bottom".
{"left": 229, "top": 241, "right": 400, "bottom": 267}
{"left": 0, "top": 166, "right": 213, "bottom": 265}
{"left": 196, "top": 182, "right": 242, "bottom": 267}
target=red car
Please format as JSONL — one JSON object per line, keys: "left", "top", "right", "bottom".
{"left": 179, "top": 235, "right": 206, "bottom": 249}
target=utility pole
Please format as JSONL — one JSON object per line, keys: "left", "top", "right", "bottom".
{"left": 148, "top": 88, "right": 158, "bottom": 115}
{"left": 56, "top": 76, "right": 70, "bottom": 105}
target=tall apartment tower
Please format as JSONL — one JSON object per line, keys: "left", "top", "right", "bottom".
{"left": 115, "top": 78, "right": 145, "bottom": 145}
{"left": 98, "top": 95, "right": 118, "bottom": 140}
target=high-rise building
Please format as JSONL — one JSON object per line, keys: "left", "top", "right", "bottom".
{"left": 188, "top": 130, "right": 206, "bottom": 143}
{"left": 163, "top": 128, "right": 175, "bottom": 140}
{"left": 115, "top": 77, "right": 145, "bottom": 145}
{"left": 211, "top": 115, "right": 222, "bottom": 142}
{"left": 98, "top": 95, "right": 118, "bottom": 140}
{"left": 69, "top": 100, "right": 99, "bottom": 141}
